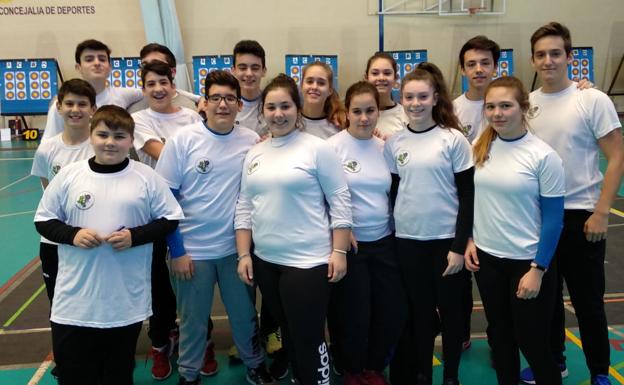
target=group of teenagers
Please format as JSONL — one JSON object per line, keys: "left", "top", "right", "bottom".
{"left": 30, "top": 20, "right": 623, "bottom": 385}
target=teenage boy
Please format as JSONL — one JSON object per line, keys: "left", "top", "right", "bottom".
{"left": 231, "top": 40, "right": 268, "bottom": 135}
{"left": 34, "top": 105, "right": 184, "bottom": 385}
{"left": 31, "top": 79, "right": 97, "bottom": 304}
{"left": 454, "top": 35, "right": 501, "bottom": 144}
{"left": 42, "top": 39, "right": 143, "bottom": 140}
{"left": 521, "top": 22, "right": 624, "bottom": 385}
{"left": 155, "top": 70, "right": 274, "bottom": 385}
{"left": 128, "top": 43, "right": 197, "bottom": 113}
{"left": 131, "top": 61, "right": 206, "bottom": 380}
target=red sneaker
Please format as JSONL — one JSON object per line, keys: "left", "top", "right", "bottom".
{"left": 200, "top": 341, "right": 219, "bottom": 376}
{"left": 363, "top": 370, "right": 390, "bottom": 385}
{"left": 150, "top": 346, "right": 172, "bottom": 380}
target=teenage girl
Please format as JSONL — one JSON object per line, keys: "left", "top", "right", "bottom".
{"left": 384, "top": 62, "right": 474, "bottom": 385}
{"left": 300, "top": 61, "right": 346, "bottom": 139}
{"left": 466, "top": 76, "right": 565, "bottom": 385}
{"left": 326, "top": 81, "right": 407, "bottom": 385}
{"left": 365, "top": 52, "right": 408, "bottom": 138}
{"left": 236, "top": 74, "right": 352, "bottom": 385}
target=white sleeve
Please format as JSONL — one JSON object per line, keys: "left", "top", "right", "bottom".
{"left": 42, "top": 100, "right": 64, "bottom": 141}
{"left": 451, "top": 131, "right": 474, "bottom": 173}
{"left": 31, "top": 144, "right": 50, "bottom": 178}
{"left": 538, "top": 150, "right": 566, "bottom": 197}
{"left": 132, "top": 113, "right": 162, "bottom": 150}
{"left": 34, "top": 170, "right": 67, "bottom": 223}
{"left": 154, "top": 139, "right": 183, "bottom": 189}
{"left": 146, "top": 170, "right": 185, "bottom": 220}
{"left": 177, "top": 89, "right": 201, "bottom": 103}
{"left": 119, "top": 88, "right": 144, "bottom": 108}
{"left": 584, "top": 90, "right": 622, "bottom": 139}
{"left": 383, "top": 139, "right": 398, "bottom": 174}
{"left": 234, "top": 152, "right": 254, "bottom": 230}
{"left": 315, "top": 143, "right": 352, "bottom": 228}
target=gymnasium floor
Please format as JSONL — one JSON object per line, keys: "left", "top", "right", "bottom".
{"left": 1, "top": 137, "right": 623, "bottom": 385}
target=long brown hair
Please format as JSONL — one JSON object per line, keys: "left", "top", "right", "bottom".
{"left": 400, "top": 62, "right": 460, "bottom": 131}
{"left": 473, "top": 76, "right": 530, "bottom": 167}
{"left": 302, "top": 62, "right": 347, "bottom": 128}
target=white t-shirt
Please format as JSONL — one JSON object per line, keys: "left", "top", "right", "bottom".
{"left": 529, "top": 84, "right": 621, "bottom": 210}
{"left": 384, "top": 125, "right": 473, "bottom": 240}
{"left": 34, "top": 160, "right": 184, "bottom": 328}
{"left": 236, "top": 96, "right": 266, "bottom": 136}
{"left": 132, "top": 107, "right": 202, "bottom": 169}
{"left": 377, "top": 104, "right": 408, "bottom": 138}
{"left": 31, "top": 133, "right": 95, "bottom": 245}
{"left": 235, "top": 130, "right": 352, "bottom": 269}
{"left": 156, "top": 122, "right": 259, "bottom": 260}
{"left": 453, "top": 93, "right": 486, "bottom": 144}
{"left": 302, "top": 116, "right": 341, "bottom": 139}
{"left": 474, "top": 132, "right": 565, "bottom": 260}
{"left": 43, "top": 87, "right": 143, "bottom": 140}
{"left": 327, "top": 130, "right": 391, "bottom": 242}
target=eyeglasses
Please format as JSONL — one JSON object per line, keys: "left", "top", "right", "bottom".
{"left": 207, "top": 94, "right": 239, "bottom": 104}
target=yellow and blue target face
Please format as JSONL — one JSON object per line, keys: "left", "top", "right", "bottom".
{"left": 568, "top": 47, "right": 593, "bottom": 83}
{"left": 0, "top": 58, "right": 58, "bottom": 115}
{"left": 387, "top": 50, "right": 428, "bottom": 101}
{"left": 192, "top": 55, "right": 233, "bottom": 96}
{"left": 285, "top": 55, "right": 339, "bottom": 92}
{"left": 107, "top": 57, "right": 142, "bottom": 89}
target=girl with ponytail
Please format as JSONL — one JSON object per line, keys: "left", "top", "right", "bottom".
{"left": 466, "top": 76, "right": 565, "bottom": 385}
{"left": 384, "top": 62, "right": 474, "bottom": 385}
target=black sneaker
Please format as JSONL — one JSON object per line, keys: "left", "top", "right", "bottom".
{"left": 269, "top": 352, "right": 289, "bottom": 380}
{"left": 50, "top": 366, "right": 59, "bottom": 379}
{"left": 247, "top": 363, "right": 278, "bottom": 385}
{"left": 177, "top": 376, "right": 201, "bottom": 385}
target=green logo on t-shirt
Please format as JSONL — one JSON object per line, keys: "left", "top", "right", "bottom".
{"left": 247, "top": 161, "right": 260, "bottom": 175}
{"left": 76, "top": 192, "right": 94, "bottom": 210}
{"left": 344, "top": 160, "right": 361, "bottom": 173}
{"left": 397, "top": 151, "right": 410, "bottom": 167}
{"left": 52, "top": 164, "right": 61, "bottom": 175}
{"left": 196, "top": 159, "right": 213, "bottom": 174}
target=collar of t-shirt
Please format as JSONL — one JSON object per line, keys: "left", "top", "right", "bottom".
{"left": 88, "top": 157, "right": 129, "bottom": 173}
{"left": 303, "top": 113, "right": 328, "bottom": 121}
{"left": 203, "top": 121, "right": 234, "bottom": 136}
{"left": 407, "top": 123, "right": 437, "bottom": 134}
{"left": 270, "top": 128, "right": 301, "bottom": 147}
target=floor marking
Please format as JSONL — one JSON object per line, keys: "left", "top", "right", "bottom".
{"left": 2, "top": 284, "right": 45, "bottom": 328}
{"left": 0, "top": 157, "right": 34, "bottom": 161}
{"left": 26, "top": 352, "right": 53, "bottom": 385}
{"left": 565, "top": 329, "right": 624, "bottom": 384}
{"left": 0, "top": 174, "right": 31, "bottom": 192}
{"left": 0, "top": 210, "right": 35, "bottom": 219}
{"left": 612, "top": 208, "right": 624, "bottom": 218}
{"left": 0, "top": 327, "right": 50, "bottom": 335}
{"left": 0, "top": 256, "right": 40, "bottom": 299}
{"left": 609, "top": 223, "right": 624, "bottom": 228}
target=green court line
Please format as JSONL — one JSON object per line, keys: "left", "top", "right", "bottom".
{"left": 2, "top": 283, "right": 45, "bottom": 328}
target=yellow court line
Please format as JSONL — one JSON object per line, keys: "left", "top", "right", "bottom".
{"left": 565, "top": 329, "right": 624, "bottom": 384}
{"left": 2, "top": 283, "right": 46, "bottom": 328}
{"left": 611, "top": 208, "right": 624, "bottom": 218}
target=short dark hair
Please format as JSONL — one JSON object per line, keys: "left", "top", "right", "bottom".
{"left": 233, "top": 40, "right": 266, "bottom": 68}
{"left": 459, "top": 35, "right": 501, "bottom": 69}
{"left": 531, "top": 22, "right": 572, "bottom": 56}
{"left": 204, "top": 70, "right": 241, "bottom": 99}
{"left": 140, "top": 43, "right": 176, "bottom": 68}
{"left": 90, "top": 105, "right": 134, "bottom": 136}
{"left": 140, "top": 61, "right": 174, "bottom": 87}
{"left": 75, "top": 39, "right": 111, "bottom": 64}
{"left": 57, "top": 79, "right": 96, "bottom": 106}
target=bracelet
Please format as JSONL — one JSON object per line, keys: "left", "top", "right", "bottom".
{"left": 237, "top": 253, "right": 251, "bottom": 261}
{"left": 333, "top": 248, "right": 347, "bottom": 255}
